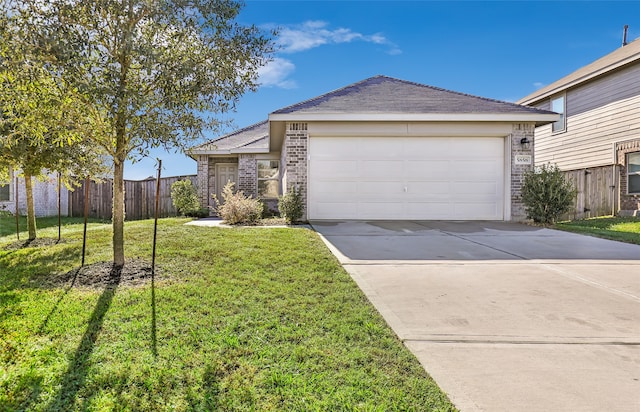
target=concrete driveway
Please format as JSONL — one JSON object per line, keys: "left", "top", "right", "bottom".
{"left": 312, "top": 220, "right": 640, "bottom": 412}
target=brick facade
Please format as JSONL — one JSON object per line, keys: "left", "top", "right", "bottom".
{"left": 615, "top": 139, "right": 640, "bottom": 214}
{"left": 0, "top": 174, "right": 69, "bottom": 217}
{"left": 197, "top": 155, "right": 239, "bottom": 211}
{"left": 283, "top": 123, "right": 308, "bottom": 219}
{"left": 238, "top": 154, "right": 257, "bottom": 198}
{"left": 510, "top": 123, "right": 535, "bottom": 221}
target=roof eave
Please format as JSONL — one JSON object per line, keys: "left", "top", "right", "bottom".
{"left": 518, "top": 54, "right": 640, "bottom": 105}
{"left": 269, "top": 112, "right": 559, "bottom": 123}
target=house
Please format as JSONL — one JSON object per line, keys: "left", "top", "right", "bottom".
{"left": 190, "top": 75, "right": 557, "bottom": 221}
{"left": 0, "top": 172, "right": 69, "bottom": 217}
{"left": 518, "top": 38, "right": 640, "bottom": 217}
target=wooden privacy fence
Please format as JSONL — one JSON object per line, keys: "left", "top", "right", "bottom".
{"left": 69, "top": 175, "right": 197, "bottom": 220}
{"left": 562, "top": 166, "right": 618, "bottom": 220}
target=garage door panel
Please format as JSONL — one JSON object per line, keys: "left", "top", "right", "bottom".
{"left": 314, "top": 181, "right": 357, "bottom": 195}
{"left": 358, "top": 181, "right": 403, "bottom": 195}
{"left": 406, "top": 160, "right": 450, "bottom": 179}
{"left": 454, "top": 202, "right": 500, "bottom": 219}
{"left": 452, "top": 181, "right": 499, "bottom": 195}
{"left": 313, "top": 202, "right": 358, "bottom": 219}
{"left": 358, "top": 202, "right": 405, "bottom": 218}
{"left": 361, "top": 160, "right": 403, "bottom": 178}
{"left": 315, "top": 160, "right": 358, "bottom": 178}
{"left": 408, "top": 181, "right": 450, "bottom": 195}
{"left": 309, "top": 136, "right": 505, "bottom": 220}
{"left": 361, "top": 140, "right": 403, "bottom": 157}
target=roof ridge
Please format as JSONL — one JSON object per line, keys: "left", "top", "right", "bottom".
{"left": 383, "top": 76, "right": 548, "bottom": 112}
{"left": 272, "top": 75, "right": 549, "bottom": 115}
{"left": 271, "top": 76, "right": 384, "bottom": 114}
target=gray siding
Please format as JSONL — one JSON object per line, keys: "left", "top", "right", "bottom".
{"left": 534, "top": 63, "right": 640, "bottom": 170}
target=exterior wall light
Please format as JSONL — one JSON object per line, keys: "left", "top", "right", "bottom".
{"left": 520, "top": 137, "right": 531, "bottom": 150}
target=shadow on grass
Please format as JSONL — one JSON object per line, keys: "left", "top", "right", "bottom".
{"left": 0, "top": 216, "right": 109, "bottom": 238}
{"left": 42, "top": 265, "right": 122, "bottom": 412}
{"left": 37, "top": 269, "right": 79, "bottom": 335}
{"left": 0, "top": 244, "right": 81, "bottom": 293}
{"left": 151, "top": 271, "right": 157, "bottom": 357}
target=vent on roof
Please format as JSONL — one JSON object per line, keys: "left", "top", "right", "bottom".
{"left": 622, "top": 24, "right": 629, "bottom": 47}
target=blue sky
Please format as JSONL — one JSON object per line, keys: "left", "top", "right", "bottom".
{"left": 125, "top": 0, "right": 640, "bottom": 179}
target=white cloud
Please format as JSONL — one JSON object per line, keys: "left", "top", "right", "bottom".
{"left": 533, "top": 82, "right": 545, "bottom": 89}
{"left": 276, "top": 21, "right": 400, "bottom": 54}
{"left": 257, "top": 57, "right": 297, "bottom": 89}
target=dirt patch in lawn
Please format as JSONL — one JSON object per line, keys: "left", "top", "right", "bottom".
{"left": 3, "top": 237, "right": 63, "bottom": 250}
{"left": 44, "top": 259, "right": 160, "bottom": 290}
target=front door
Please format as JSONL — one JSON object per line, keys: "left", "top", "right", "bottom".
{"left": 216, "top": 163, "right": 238, "bottom": 204}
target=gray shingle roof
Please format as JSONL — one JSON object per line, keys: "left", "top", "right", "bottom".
{"left": 518, "top": 38, "right": 640, "bottom": 105}
{"left": 190, "top": 120, "right": 269, "bottom": 153}
{"left": 272, "top": 75, "right": 554, "bottom": 115}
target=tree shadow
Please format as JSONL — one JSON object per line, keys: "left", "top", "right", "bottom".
{"left": 43, "top": 265, "right": 122, "bottom": 412}
{"left": 151, "top": 271, "right": 157, "bottom": 357}
{"left": 37, "top": 268, "right": 79, "bottom": 335}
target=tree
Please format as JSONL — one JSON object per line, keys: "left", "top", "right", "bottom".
{"left": 521, "top": 163, "right": 577, "bottom": 224}
{"left": 0, "top": 11, "right": 106, "bottom": 240}
{"left": 7, "top": 0, "right": 273, "bottom": 265}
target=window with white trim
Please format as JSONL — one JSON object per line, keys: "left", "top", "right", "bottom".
{"left": 627, "top": 152, "right": 640, "bottom": 194}
{"left": 257, "top": 160, "right": 280, "bottom": 198}
{"left": 551, "top": 94, "right": 566, "bottom": 133}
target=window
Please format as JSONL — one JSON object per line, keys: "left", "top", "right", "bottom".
{"left": 0, "top": 183, "right": 9, "bottom": 202}
{"left": 551, "top": 94, "right": 566, "bottom": 133}
{"left": 257, "top": 160, "right": 280, "bottom": 198}
{"left": 628, "top": 152, "right": 640, "bottom": 194}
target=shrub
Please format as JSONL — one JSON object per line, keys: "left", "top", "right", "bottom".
{"left": 216, "top": 181, "right": 263, "bottom": 224}
{"left": 521, "top": 163, "right": 576, "bottom": 224}
{"left": 278, "top": 186, "right": 304, "bottom": 224}
{"left": 170, "top": 179, "right": 201, "bottom": 217}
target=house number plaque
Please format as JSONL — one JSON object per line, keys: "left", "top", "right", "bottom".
{"left": 515, "top": 155, "right": 532, "bottom": 165}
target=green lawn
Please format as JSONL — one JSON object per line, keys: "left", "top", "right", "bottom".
{"left": 554, "top": 216, "right": 640, "bottom": 245}
{"left": 0, "top": 217, "right": 455, "bottom": 411}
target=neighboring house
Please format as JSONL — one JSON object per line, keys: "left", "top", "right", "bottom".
{"left": 518, "top": 38, "right": 640, "bottom": 217}
{"left": 0, "top": 171, "right": 69, "bottom": 217}
{"left": 190, "top": 75, "right": 557, "bottom": 221}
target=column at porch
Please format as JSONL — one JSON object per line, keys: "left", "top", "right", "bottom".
{"left": 510, "top": 123, "right": 535, "bottom": 221}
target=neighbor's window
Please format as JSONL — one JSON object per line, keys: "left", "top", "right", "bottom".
{"left": 0, "top": 183, "right": 9, "bottom": 202}
{"left": 551, "top": 94, "right": 566, "bottom": 133}
{"left": 628, "top": 152, "right": 640, "bottom": 194}
{"left": 257, "top": 160, "right": 280, "bottom": 198}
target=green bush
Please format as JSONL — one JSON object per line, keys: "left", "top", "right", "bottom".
{"left": 215, "top": 181, "right": 263, "bottom": 224}
{"left": 278, "top": 186, "right": 304, "bottom": 224}
{"left": 521, "top": 163, "right": 576, "bottom": 224}
{"left": 170, "top": 179, "right": 201, "bottom": 216}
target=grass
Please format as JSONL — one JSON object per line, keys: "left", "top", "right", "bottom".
{"left": 554, "top": 216, "right": 640, "bottom": 245}
{"left": 0, "top": 217, "right": 455, "bottom": 411}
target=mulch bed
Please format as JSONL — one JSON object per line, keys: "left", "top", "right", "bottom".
{"left": 43, "top": 259, "right": 160, "bottom": 290}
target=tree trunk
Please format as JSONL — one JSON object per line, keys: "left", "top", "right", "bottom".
{"left": 113, "top": 159, "right": 125, "bottom": 266}
{"left": 24, "top": 173, "right": 37, "bottom": 240}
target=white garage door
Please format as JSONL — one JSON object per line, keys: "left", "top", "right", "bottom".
{"left": 308, "top": 136, "right": 505, "bottom": 220}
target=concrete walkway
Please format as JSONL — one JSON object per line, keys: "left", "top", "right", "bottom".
{"left": 312, "top": 220, "right": 640, "bottom": 412}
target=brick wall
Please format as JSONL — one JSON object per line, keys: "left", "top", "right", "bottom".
{"left": 196, "top": 155, "right": 209, "bottom": 207}
{"left": 510, "top": 123, "right": 535, "bottom": 221}
{"left": 615, "top": 139, "right": 640, "bottom": 213}
{"left": 0, "top": 174, "right": 69, "bottom": 217}
{"left": 238, "top": 154, "right": 257, "bottom": 198}
{"left": 283, "top": 123, "right": 308, "bottom": 219}
{"left": 196, "top": 156, "right": 238, "bottom": 210}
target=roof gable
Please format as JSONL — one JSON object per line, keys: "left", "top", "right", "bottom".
{"left": 189, "top": 120, "right": 269, "bottom": 155}
{"left": 519, "top": 38, "right": 640, "bottom": 105}
{"left": 272, "top": 75, "right": 552, "bottom": 116}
